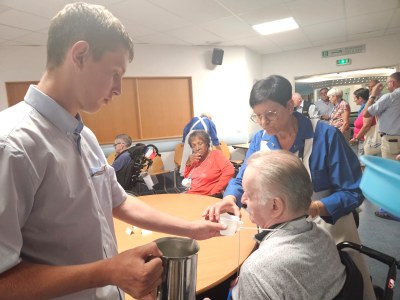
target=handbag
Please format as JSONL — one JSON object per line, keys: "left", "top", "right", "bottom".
{"left": 364, "top": 124, "right": 381, "bottom": 156}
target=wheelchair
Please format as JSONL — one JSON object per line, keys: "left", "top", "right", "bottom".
{"left": 115, "top": 143, "right": 159, "bottom": 194}
{"left": 336, "top": 241, "right": 400, "bottom": 300}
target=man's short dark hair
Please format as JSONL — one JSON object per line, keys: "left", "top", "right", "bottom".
{"left": 249, "top": 75, "right": 292, "bottom": 108}
{"left": 47, "top": 2, "right": 134, "bottom": 70}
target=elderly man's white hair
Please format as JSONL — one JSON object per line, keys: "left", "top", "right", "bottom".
{"left": 246, "top": 150, "right": 313, "bottom": 214}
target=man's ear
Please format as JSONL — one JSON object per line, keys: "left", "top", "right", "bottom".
{"left": 271, "top": 197, "right": 285, "bottom": 218}
{"left": 71, "top": 41, "right": 90, "bottom": 69}
{"left": 286, "top": 99, "right": 295, "bottom": 113}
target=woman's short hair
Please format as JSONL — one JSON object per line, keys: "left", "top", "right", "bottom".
{"left": 188, "top": 130, "right": 211, "bottom": 148}
{"left": 114, "top": 134, "right": 132, "bottom": 147}
{"left": 246, "top": 150, "right": 312, "bottom": 213}
{"left": 249, "top": 75, "right": 292, "bottom": 108}
{"left": 327, "top": 87, "right": 343, "bottom": 98}
{"left": 353, "top": 88, "right": 369, "bottom": 102}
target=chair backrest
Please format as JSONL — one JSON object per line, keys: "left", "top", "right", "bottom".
{"left": 148, "top": 155, "right": 165, "bottom": 175}
{"left": 214, "top": 141, "right": 231, "bottom": 160}
{"left": 107, "top": 151, "right": 116, "bottom": 164}
{"left": 333, "top": 250, "right": 364, "bottom": 300}
{"left": 174, "top": 143, "right": 184, "bottom": 168}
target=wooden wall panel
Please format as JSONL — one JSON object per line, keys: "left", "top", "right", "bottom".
{"left": 81, "top": 79, "right": 140, "bottom": 144}
{"left": 137, "top": 77, "right": 193, "bottom": 139}
{"left": 5, "top": 77, "right": 193, "bottom": 144}
{"left": 5, "top": 81, "right": 38, "bottom": 107}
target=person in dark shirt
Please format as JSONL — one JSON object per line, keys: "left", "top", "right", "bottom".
{"left": 111, "top": 133, "right": 132, "bottom": 172}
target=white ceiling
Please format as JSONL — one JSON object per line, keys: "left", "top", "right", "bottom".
{"left": 1, "top": 0, "right": 400, "bottom": 55}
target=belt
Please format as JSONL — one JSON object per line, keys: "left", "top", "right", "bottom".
{"left": 380, "top": 133, "right": 400, "bottom": 138}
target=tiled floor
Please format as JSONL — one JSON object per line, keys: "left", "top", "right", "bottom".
{"left": 358, "top": 199, "right": 400, "bottom": 299}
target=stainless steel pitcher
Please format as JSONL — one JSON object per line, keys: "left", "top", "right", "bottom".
{"left": 155, "top": 237, "right": 200, "bottom": 300}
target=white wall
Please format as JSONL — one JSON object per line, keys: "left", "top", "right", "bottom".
{"left": 261, "top": 34, "right": 400, "bottom": 86}
{"left": 0, "top": 46, "right": 47, "bottom": 111}
{"left": 0, "top": 44, "right": 261, "bottom": 144}
{"left": 3, "top": 33, "right": 399, "bottom": 167}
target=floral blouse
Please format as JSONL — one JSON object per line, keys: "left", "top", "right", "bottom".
{"left": 329, "top": 100, "right": 350, "bottom": 131}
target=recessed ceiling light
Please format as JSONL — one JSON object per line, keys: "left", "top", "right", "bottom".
{"left": 252, "top": 17, "right": 299, "bottom": 36}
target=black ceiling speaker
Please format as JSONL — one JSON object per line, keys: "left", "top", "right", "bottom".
{"left": 212, "top": 48, "right": 224, "bottom": 65}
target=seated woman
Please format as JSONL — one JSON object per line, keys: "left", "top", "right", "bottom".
{"left": 183, "top": 130, "right": 234, "bottom": 197}
{"left": 111, "top": 133, "right": 132, "bottom": 172}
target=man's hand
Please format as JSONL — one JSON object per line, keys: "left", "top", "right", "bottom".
{"left": 320, "top": 114, "right": 329, "bottom": 121}
{"left": 371, "top": 82, "right": 384, "bottom": 96}
{"left": 107, "top": 242, "right": 163, "bottom": 299}
{"left": 349, "top": 138, "right": 359, "bottom": 146}
{"left": 187, "top": 219, "right": 227, "bottom": 240}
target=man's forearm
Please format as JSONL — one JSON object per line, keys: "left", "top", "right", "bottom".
{"left": 0, "top": 260, "right": 109, "bottom": 300}
{"left": 363, "top": 95, "right": 377, "bottom": 118}
{"left": 113, "top": 196, "right": 194, "bottom": 238}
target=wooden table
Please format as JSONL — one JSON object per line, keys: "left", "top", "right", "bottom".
{"left": 232, "top": 143, "right": 250, "bottom": 150}
{"left": 113, "top": 193, "right": 257, "bottom": 299}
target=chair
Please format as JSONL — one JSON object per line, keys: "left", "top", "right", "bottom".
{"left": 146, "top": 155, "right": 171, "bottom": 194}
{"left": 115, "top": 143, "right": 158, "bottom": 193}
{"left": 107, "top": 151, "right": 116, "bottom": 164}
{"left": 335, "top": 241, "right": 400, "bottom": 300}
{"left": 173, "top": 143, "right": 185, "bottom": 192}
{"left": 214, "top": 141, "right": 243, "bottom": 175}
{"left": 174, "top": 143, "right": 184, "bottom": 171}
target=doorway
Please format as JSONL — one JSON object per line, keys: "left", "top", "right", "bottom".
{"left": 294, "top": 66, "right": 396, "bottom": 112}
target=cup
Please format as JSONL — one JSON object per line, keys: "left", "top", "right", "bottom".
{"left": 219, "top": 213, "right": 243, "bottom": 236}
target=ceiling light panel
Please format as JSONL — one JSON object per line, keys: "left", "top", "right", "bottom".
{"left": 252, "top": 17, "right": 299, "bottom": 35}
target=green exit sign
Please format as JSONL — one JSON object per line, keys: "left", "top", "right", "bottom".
{"left": 336, "top": 58, "right": 351, "bottom": 66}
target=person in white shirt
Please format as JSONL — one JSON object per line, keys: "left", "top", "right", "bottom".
{"left": 363, "top": 72, "right": 400, "bottom": 222}
{"left": 314, "top": 87, "right": 334, "bottom": 122}
{"left": 0, "top": 3, "right": 225, "bottom": 300}
{"left": 292, "top": 92, "right": 317, "bottom": 118}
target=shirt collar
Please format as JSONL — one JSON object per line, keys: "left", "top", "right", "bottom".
{"left": 358, "top": 103, "right": 365, "bottom": 116}
{"left": 254, "top": 215, "right": 309, "bottom": 243}
{"left": 24, "top": 85, "right": 84, "bottom": 152}
{"left": 261, "top": 112, "right": 314, "bottom": 153}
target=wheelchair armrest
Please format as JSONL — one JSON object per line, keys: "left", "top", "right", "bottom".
{"left": 337, "top": 241, "right": 399, "bottom": 269}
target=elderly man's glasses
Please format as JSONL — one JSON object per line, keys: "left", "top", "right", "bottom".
{"left": 250, "top": 110, "right": 278, "bottom": 123}
{"left": 113, "top": 142, "right": 126, "bottom": 148}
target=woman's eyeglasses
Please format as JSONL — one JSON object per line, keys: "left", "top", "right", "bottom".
{"left": 113, "top": 142, "right": 126, "bottom": 148}
{"left": 250, "top": 110, "right": 277, "bottom": 123}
